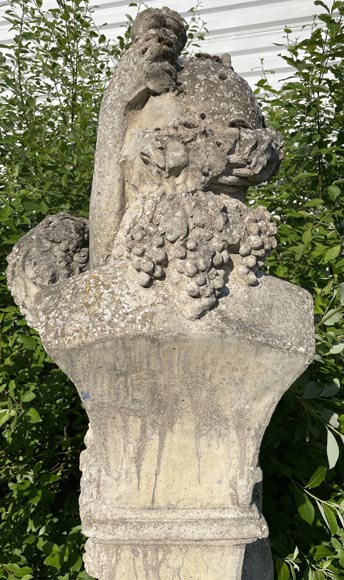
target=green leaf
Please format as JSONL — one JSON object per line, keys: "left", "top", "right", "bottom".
{"left": 294, "top": 487, "right": 315, "bottom": 525}
{"left": 339, "top": 282, "right": 344, "bottom": 305}
{"left": 327, "top": 184, "right": 341, "bottom": 200}
{"left": 69, "top": 554, "right": 82, "bottom": 571}
{"left": 326, "top": 429, "right": 340, "bottom": 469}
{"left": 324, "top": 245, "right": 341, "bottom": 263}
{"left": 44, "top": 549, "right": 63, "bottom": 570}
{"left": 21, "top": 391, "right": 36, "bottom": 403}
{"left": 323, "top": 504, "right": 339, "bottom": 535}
{"left": 321, "top": 382, "right": 340, "bottom": 397}
{"left": 4, "top": 564, "right": 20, "bottom": 574}
{"left": 13, "top": 568, "right": 33, "bottom": 578}
{"left": 276, "top": 559, "right": 290, "bottom": 580}
{"left": 25, "top": 408, "right": 42, "bottom": 424}
{"left": 303, "top": 382, "right": 322, "bottom": 399}
{"left": 329, "top": 343, "right": 344, "bottom": 355}
{"left": 316, "top": 500, "right": 330, "bottom": 528}
{"left": 323, "top": 309, "right": 342, "bottom": 326}
{"left": 314, "top": 0, "right": 330, "bottom": 12}
{"left": 312, "top": 544, "right": 332, "bottom": 559}
{"left": 307, "top": 466, "right": 327, "bottom": 489}
{"left": 16, "top": 335, "right": 37, "bottom": 350}
{"left": 302, "top": 228, "right": 312, "bottom": 245}
{"left": 0, "top": 409, "right": 13, "bottom": 428}
{"left": 75, "top": 572, "right": 94, "bottom": 580}
{"left": 293, "top": 172, "right": 318, "bottom": 182}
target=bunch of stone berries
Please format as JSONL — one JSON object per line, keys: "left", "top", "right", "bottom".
{"left": 125, "top": 193, "right": 276, "bottom": 300}
{"left": 238, "top": 207, "right": 277, "bottom": 285}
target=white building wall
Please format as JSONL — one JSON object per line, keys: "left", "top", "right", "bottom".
{"left": 0, "top": 0, "right": 330, "bottom": 88}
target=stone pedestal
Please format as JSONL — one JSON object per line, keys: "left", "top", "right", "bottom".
{"left": 33, "top": 262, "right": 314, "bottom": 580}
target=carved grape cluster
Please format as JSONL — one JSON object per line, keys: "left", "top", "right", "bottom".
{"left": 170, "top": 203, "right": 234, "bottom": 303}
{"left": 123, "top": 191, "right": 278, "bottom": 318}
{"left": 22, "top": 214, "right": 89, "bottom": 287}
{"left": 124, "top": 192, "right": 241, "bottom": 317}
{"left": 237, "top": 207, "right": 277, "bottom": 285}
{"left": 126, "top": 223, "right": 167, "bottom": 287}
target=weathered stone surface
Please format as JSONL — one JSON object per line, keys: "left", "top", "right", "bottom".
{"left": 31, "top": 264, "right": 314, "bottom": 580}
{"left": 6, "top": 6, "right": 314, "bottom": 580}
{"left": 7, "top": 7, "right": 283, "bottom": 324}
{"left": 6, "top": 213, "right": 88, "bottom": 326}
{"left": 33, "top": 260, "right": 313, "bottom": 356}
{"left": 88, "top": 5, "right": 283, "bottom": 319}
{"left": 89, "top": 7, "right": 188, "bottom": 268}
{"left": 119, "top": 191, "right": 278, "bottom": 319}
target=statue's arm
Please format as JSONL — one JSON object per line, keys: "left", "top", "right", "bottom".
{"left": 89, "top": 8, "right": 186, "bottom": 268}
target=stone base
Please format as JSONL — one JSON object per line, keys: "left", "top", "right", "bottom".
{"left": 85, "top": 540, "right": 245, "bottom": 580}
{"left": 32, "top": 264, "right": 314, "bottom": 580}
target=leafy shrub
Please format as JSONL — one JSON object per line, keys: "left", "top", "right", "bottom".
{"left": 0, "top": 1, "right": 115, "bottom": 576}
{"left": 253, "top": 2, "right": 344, "bottom": 578}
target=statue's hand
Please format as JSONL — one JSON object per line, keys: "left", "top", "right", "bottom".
{"left": 127, "top": 7, "right": 186, "bottom": 97}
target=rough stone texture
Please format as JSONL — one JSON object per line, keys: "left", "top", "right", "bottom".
{"left": 32, "top": 264, "right": 314, "bottom": 580}
{"left": 6, "top": 6, "right": 314, "bottom": 580}
{"left": 6, "top": 213, "right": 89, "bottom": 326}
{"left": 120, "top": 191, "right": 277, "bottom": 319}
{"left": 7, "top": 7, "right": 283, "bottom": 323}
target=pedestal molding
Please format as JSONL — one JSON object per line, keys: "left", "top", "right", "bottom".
{"left": 82, "top": 506, "right": 268, "bottom": 543}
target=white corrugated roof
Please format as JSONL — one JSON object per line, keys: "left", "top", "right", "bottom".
{"left": 0, "top": 0, "right": 330, "bottom": 88}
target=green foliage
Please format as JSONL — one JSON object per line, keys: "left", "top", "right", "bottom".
{"left": 0, "top": 2, "right": 112, "bottom": 575}
{"left": 182, "top": 0, "right": 208, "bottom": 53}
{"left": 253, "top": 2, "right": 344, "bottom": 578}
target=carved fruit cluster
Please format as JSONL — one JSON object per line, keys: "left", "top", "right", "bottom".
{"left": 237, "top": 207, "right": 277, "bottom": 285}
{"left": 169, "top": 203, "right": 234, "bottom": 303}
{"left": 126, "top": 223, "right": 167, "bottom": 288}
{"left": 124, "top": 192, "right": 277, "bottom": 318}
{"left": 124, "top": 192, "right": 241, "bottom": 317}
{"left": 23, "top": 214, "right": 89, "bottom": 287}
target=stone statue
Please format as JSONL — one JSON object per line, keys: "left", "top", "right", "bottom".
{"left": 8, "top": 7, "right": 283, "bottom": 323}
{"left": 7, "top": 8, "right": 314, "bottom": 580}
